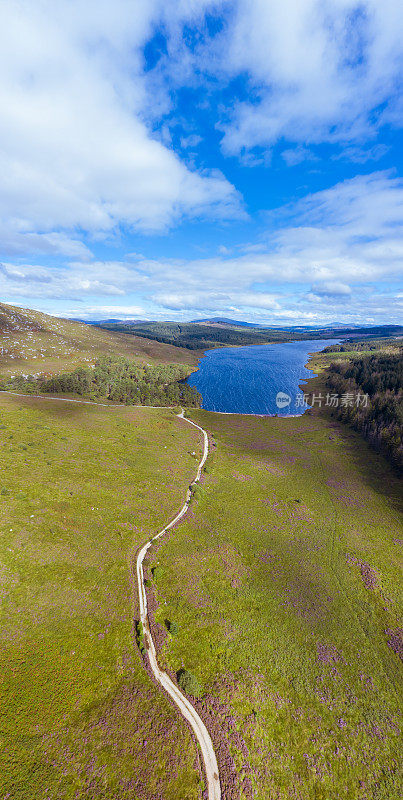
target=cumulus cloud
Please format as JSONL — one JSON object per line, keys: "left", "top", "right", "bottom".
{"left": 310, "top": 282, "right": 352, "bottom": 298}
{"left": 281, "top": 147, "right": 317, "bottom": 167}
{"left": 0, "top": 2, "right": 401, "bottom": 325}
{"left": 0, "top": 229, "right": 92, "bottom": 259}
{"left": 2, "top": 170, "right": 401, "bottom": 323}
{"left": 0, "top": 260, "right": 147, "bottom": 299}
{"left": 153, "top": 290, "right": 280, "bottom": 311}
{"left": 215, "top": 0, "right": 403, "bottom": 154}
{"left": 0, "top": 0, "right": 241, "bottom": 254}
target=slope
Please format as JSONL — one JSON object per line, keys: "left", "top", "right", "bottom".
{"left": 0, "top": 302, "right": 203, "bottom": 377}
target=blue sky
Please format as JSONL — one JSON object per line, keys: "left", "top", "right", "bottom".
{"left": 0, "top": 0, "right": 402, "bottom": 325}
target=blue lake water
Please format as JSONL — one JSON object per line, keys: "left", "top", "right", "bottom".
{"left": 186, "top": 339, "right": 341, "bottom": 415}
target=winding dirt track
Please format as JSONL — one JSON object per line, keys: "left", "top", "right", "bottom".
{"left": 137, "top": 410, "right": 221, "bottom": 800}
{"left": 0, "top": 392, "right": 221, "bottom": 799}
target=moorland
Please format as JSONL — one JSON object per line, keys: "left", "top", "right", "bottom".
{"left": 151, "top": 403, "right": 402, "bottom": 799}
{"left": 0, "top": 393, "right": 205, "bottom": 800}
{"left": 1, "top": 301, "right": 402, "bottom": 800}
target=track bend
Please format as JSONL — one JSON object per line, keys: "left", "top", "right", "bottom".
{"left": 0, "top": 392, "right": 221, "bottom": 797}
{"left": 136, "top": 410, "right": 221, "bottom": 800}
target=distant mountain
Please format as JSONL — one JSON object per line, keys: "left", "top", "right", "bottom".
{"left": 80, "top": 318, "right": 149, "bottom": 325}
{"left": 190, "top": 317, "right": 266, "bottom": 328}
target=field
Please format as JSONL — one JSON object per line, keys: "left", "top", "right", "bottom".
{"left": 151, "top": 408, "right": 402, "bottom": 799}
{"left": 0, "top": 393, "right": 205, "bottom": 800}
{"left": 0, "top": 302, "right": 202, "bottom": 378}
{"left": 1, "top": 315, "right": 402, "bottom": 800}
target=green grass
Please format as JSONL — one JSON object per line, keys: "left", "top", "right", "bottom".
{"left": 0, "top": 394, "right": 205, "bottom": 800}
{"left": 0, "top": 302, "right": 202, "bottom": 378}
{"left": 153, "top": 410, "right": 403, "bottom": 800}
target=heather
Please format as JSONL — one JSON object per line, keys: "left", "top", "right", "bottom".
{"left": 153, "top": 409, "right": 403, "bottom": 800}
{"left": 0, "top": 393, "right": 203, "bottom": 799}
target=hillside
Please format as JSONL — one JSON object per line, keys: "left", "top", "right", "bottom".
{"left": 0, "top": 394, "right": 203, "bottom": 800}
{"left": 0, "top": 303, "right": 203, "bottom": 377}
{"left": 152, "top": 408, "right": 402, "bottom": 800}
{"left": 96, "top": 320, "right": 293, "bottom": 349}
{"left": 1, "top": 319, "right": 402, "bottom": 799}
{"left": 96, "top": 319, "right": 403, "bottom": 351}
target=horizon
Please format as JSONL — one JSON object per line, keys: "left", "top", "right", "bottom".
{"left": 0, "top": 1, "right": 402, "bottom": 325}
{"left": 1, "top": 299, "right": 399, "bottom": 330}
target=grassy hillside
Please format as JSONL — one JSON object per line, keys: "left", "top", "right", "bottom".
{"left": 96, "top": 320, "right": 285, "bottom": 349}
{"left": 0, "top": 302, "right": 203, "bottom": 377}
{"left": 2, "top": 312, "right": 401, "bottom": 799}
{"left": 0, "top": 394, "right": 205, "bottom": 800}
{"left": 151, "top": 409, "right": 402, "bottom": 800}
{"left": 96, "top": 320, "right": 403, "bottom": 351}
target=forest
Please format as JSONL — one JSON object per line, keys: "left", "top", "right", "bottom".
{"left": 325, "top": 351, "right": 403, "bottom": 472}
{"left": 1, "top": 356, "right": 202, "bottom": 407}
{"left": 322, "top": 339, "right": 394, "bottom": 354}
{"left": 96, "top": 321, "right": 282, "bottom": 349}
{"left": 96, "top": 321, "right": 403, "bottom": 351}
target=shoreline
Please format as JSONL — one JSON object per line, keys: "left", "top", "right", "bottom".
{"left": 186, "top": 338, "right": 340, "bottom": 418}
{"left": 0, "top": 343, "right": 335, "bottom": 420}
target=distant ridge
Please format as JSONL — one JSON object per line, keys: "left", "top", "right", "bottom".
{"left": 189, "top": 317, "right": 385, "bottom": 330}
{"left": 189, "top": 317, "right": 261, "bottom": 327}
{"left": 78, "top": 318, "right": 149, "bottom": 325}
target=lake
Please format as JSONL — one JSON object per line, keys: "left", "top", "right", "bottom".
{"left": 186, "top": 338, "right": 341, "bottom": 415}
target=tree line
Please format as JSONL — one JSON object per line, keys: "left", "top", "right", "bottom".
{"left": 1, "top": 356, "right": 202, "bottom": 407}
{"left": 322, "top": 338, "right": 402, "bottom": 354}
{"left": 325, "top": 352, "right": 402, "bottom": 473}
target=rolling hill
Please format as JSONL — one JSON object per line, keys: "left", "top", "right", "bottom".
{"left": 0, "top": 302, "right": 203, "bottom": 377}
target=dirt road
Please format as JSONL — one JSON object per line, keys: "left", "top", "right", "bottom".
{"left": 1, "top": 392, "right": 221, "bottom": 798}
{"left": 136, "top": 410, "right": 221, "bottom": 800}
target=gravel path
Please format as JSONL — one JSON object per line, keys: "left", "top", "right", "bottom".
{"left": 136, "top": 409, "right": 221, "bottom": 800}
{"left": 1, "top": 392, "right": 221, "bottom": 798}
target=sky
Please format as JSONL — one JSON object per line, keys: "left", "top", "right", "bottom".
{"left": 0, "top": 0, "right": 402, "bottom": 326}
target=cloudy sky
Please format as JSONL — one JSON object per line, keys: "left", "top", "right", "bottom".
{"left": 1, "top": 0, "right": 402, "bottom": 324}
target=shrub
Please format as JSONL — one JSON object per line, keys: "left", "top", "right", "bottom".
{"left": 151, "top": 565, "right": 163, "bottom": 580}
{"left": 191, "top": 486, "right": 204, "bottom": 503}
{"left": 135, "top": 620, "right": 146, "bottom": 654}
{"left": 177, "top": 669, "right": 202, "bottom": 697}
{"left": 165, "top": 620, "right": 178, "bottom": 635}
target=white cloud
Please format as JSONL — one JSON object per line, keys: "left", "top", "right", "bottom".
{"left": 60, "top": 305, "right": 148, "bottom": 320}
{"left": 310, "top": 281, "right": 352, "bottom": 298}
{"left": 0, "top": 228, "right": 92, "bottom": 259}
{"left": 332, "top": 144, "right": 390, "bottom": 163}
{"left": 2, "top": 171, "right": 401, "bottom": 324}
{"left": 281, "top": 147, "right": 317, "bottom": 167}
{"left": 153, "top": 290, "right": 280, "bottom": 311}
{"left": 180, "top": 134, "right": 203, "bottom": 148}
{"left": 0, "top": 0, "right": 241, "bottom": 253}
{"left": 0, "top": 260, "right": 148, "bottom": 299}
{"left": 207, "top": 0, "right": 403, "bottom": 154}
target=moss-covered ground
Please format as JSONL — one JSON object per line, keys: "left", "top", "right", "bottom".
{"left": 154, "top": 409, "right": 402, "bottom": 800}
{"left": 0, "top": 393, "right": 204, "bottom": 800}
